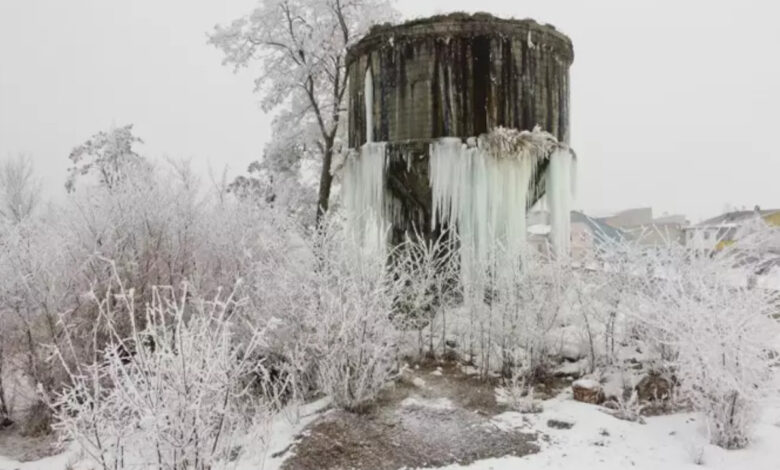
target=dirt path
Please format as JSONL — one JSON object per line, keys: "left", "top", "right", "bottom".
{"left": 281, "top": 361, "right": 539, "bottom": 470}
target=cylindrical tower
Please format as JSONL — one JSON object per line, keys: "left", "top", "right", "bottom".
{"left": 343, "top": 13, "right": 574, "bottom": 250}
{"left": 347, "top": 13, "right": 573, "bottom": 146}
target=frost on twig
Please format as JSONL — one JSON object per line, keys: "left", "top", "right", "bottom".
{"left": 51, "top": 274, "right": 278, "bottom": 470}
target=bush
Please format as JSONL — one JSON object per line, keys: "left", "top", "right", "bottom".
{"left": 308, "top": 220, "right": 401, "bottom": 411}
{"left": 620, "top": 234, "right": 780, "bottom": 448}
{"left": 51, "top": 280, "right": 277, "bottom": 470}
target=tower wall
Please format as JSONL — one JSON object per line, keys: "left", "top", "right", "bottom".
{"left": 347, "top": 13, "right": 574, "bottom": 148}
{"left": 344, "top": 13, "right": 574, "bottom": 244}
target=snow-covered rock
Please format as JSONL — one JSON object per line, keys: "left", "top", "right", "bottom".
{"left": 572, "top": 379, "right": 605, "bottom": 405}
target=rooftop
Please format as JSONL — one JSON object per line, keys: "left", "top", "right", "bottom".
{"left": 695, "top": 209, "right": 780, "bottom": 227}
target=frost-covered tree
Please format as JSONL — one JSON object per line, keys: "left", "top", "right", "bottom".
{"left": 603, "top": 232, "right": 780, "bottom": 449}
{"left": 0, "top": 154, "right": 41, "bottom": 224}
{"left": 66, "top": 124, "right": 145, "bottom": 192}
{"left": 209, "top": 0, "right": 399, "bottom": 222}
{"left": 228, "top": 135, "right": 318, "bottom": 227}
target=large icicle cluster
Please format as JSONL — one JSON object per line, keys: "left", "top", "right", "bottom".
{"left": 429, "top": 127, "right": 574, "bottom": 272}
{"left": 341, "top": 127, "right": 575, "bottom": 265}
{"left": 341, "top": 142, "right": 388, "bottom": 251}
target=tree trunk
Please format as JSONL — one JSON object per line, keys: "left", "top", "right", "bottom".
{"left": 0, "top": 330, "right": 9, "bottom": 421}
{"left": 315, "top": 137, "right": 335, "bottom": 224}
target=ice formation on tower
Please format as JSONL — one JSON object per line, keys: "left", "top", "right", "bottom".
{"left": 341, "top": 127, "right": 575, "bottom": 264}
{"left": 341, "top": 142, "right": 388, "bottom": 251}
{"left": 429, "top": 127, "right": 574, "bottom": 276}
{"left": 546, "top": 147, "right": 575, "bottom": 257}
{"left": 364, "top": 68, "right": 374, "bottom": 143}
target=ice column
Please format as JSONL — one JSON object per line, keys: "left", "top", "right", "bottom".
{"left": 364, "top": 68, "right": 374, "bottom": 143}
{"left": 547, "top": 148, "right": 574, "bottom": 257}
{"left": 342, "top": 142, "right": 387, "bottom": 251}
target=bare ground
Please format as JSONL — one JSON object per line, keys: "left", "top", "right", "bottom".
{"left": 0, "top": 425, "right": 59, "bottom": 463}
{"left": 281, "top": 360, "right": 541, "bottom": 470}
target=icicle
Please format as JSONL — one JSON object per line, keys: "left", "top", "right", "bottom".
{"left": 429, "top": 132, "right": 544, "bottom": 284}
{"left": 364, "top": 68, "right": 374, "bottom": 143}
{"left": 342, "top": 142, "right": 387, "bottom": 252}
{"left": 548, "top": 148, "right": 574, "bottom": 258}
{"left": 570, "top": 153, "right": 578, "bottom": 201}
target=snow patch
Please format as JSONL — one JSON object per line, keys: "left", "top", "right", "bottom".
{"left": 401, "top": 396, "right": 455, "bottom": 410}
{"left": 417, "top": 394, "right": 780, "bottom": 470}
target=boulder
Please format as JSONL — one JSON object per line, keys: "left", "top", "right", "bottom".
{"left": 635, "top": 372, "right": 671, "bottom": 402}
{"left": 572, "top": 379, "right": 605, "bottom": 405}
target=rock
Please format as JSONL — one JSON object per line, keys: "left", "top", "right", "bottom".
{"left": 547, "top": 419, "right": 574, "bottom": 429}
{"left": 412, "top": 377, "right": 426, "bottom": 388}
{"left": 572, "top": 379, "right": 605, "bottom": 405}
{"left": 635, "top": 372, "right": 671, "bottom": 402}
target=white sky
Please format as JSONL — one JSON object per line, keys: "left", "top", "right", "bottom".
{"left": 1, "top": 0, "right": 778, "bottom": 222}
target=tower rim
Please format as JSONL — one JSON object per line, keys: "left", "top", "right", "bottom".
{"left": 347, "top": 12, "right": 574, "bottom": 67}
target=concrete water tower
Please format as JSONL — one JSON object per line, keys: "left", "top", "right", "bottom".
{"left": 342, "top": 13, "right": 575, "bottom": 256}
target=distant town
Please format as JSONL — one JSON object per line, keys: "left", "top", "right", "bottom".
{"left": 531, "top": 205, "right": 780, "bottom": 261}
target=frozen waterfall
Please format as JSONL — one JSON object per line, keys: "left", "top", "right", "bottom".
{"left": 428, "top": 130, "right": 575, "bottom": 275}
{"left": 341, "top": 128, "right": 575, "bottom": 264}
{"left": 341, "top": 142, "right": 388, "bottom": 251}
{"left": 429, "top": 137, "right": 537, "bottom": 274}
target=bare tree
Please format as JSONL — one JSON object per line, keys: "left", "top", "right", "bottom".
{"left": 209, "top": 0, "right": 398, "bottom": 222}
{"left": 0, "top": 154, "right": 41, "bottom": 223}
{"left": 65, "top": 124, "right": 144, "bottom": 192}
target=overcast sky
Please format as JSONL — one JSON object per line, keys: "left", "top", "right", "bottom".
{"left": 1, "top": 0, "right": 778, "bottom": 222}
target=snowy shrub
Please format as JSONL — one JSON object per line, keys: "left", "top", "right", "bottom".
{"left": 0, "top": 154, "right": 303, "bottom": 429}
{"left": 0, "top": 217, "right": 78, "bottom": 420}
{"left": 308, "top": 219, "right": 402, "bottom": 411}
{"left": 498, "top": 354, "right": 543, "bottom": 413}
{"left": 393, "top": 231, "right": 458, "bottom": 358}
{"left": 618, "top": 233, "right": 780, "bottom": 449}
{"left": 52, "top": 280, "right": 276, "bottom": 470}
{"left": 489, "top": 249, "right": 572, "bottom": 380}
{"left": 611, "top": 389, "right": 644, "bottom": 423}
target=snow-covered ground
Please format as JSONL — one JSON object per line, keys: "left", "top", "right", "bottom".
{"left": 0, "top": 450, "right": 77, "bottom": 470}
{"left": 1, "top": 391, "right": 778, "bottom": 470}
{"left": 428, "top": 393, "right": 780, "bottom": 470}
{"left": 0, "top": 399, "right": 329, "bottom": 470}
